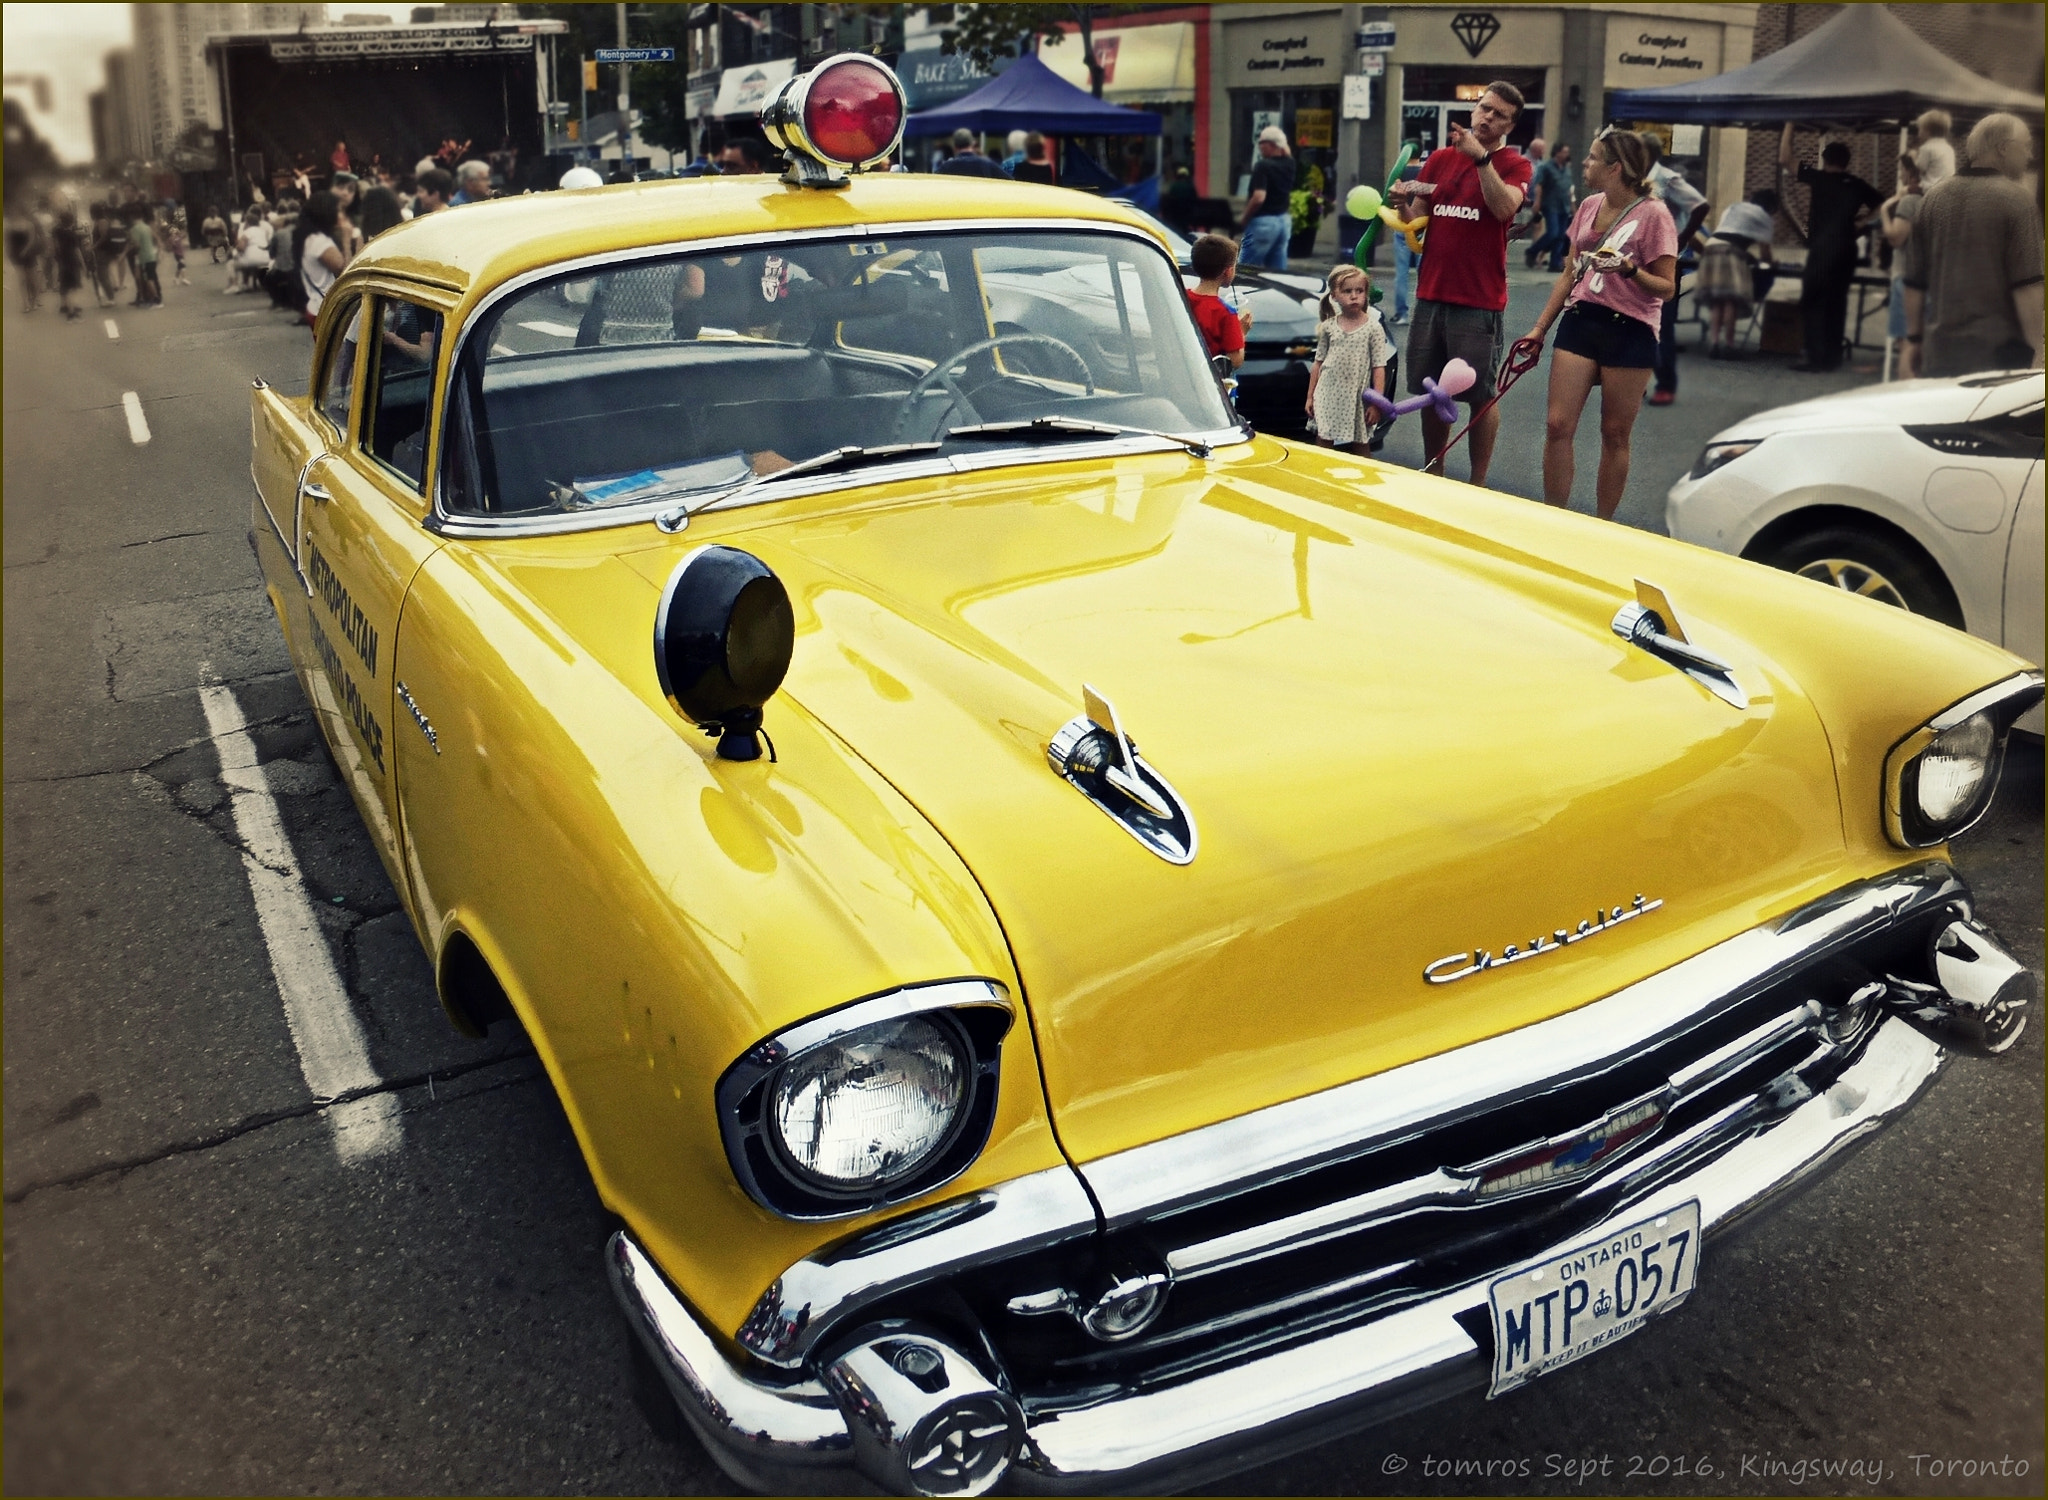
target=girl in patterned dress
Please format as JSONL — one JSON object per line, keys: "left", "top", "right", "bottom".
{"left": 1305, "top": 266, "right": 1393, "bottom": 454}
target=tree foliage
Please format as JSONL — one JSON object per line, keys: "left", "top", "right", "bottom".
{"left": 3, "top": 99, "right": 62, "bottom": 202}
{"left": 926, "top": 4, "right": 1142, "bottom": 98}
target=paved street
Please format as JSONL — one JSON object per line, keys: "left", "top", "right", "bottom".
{"left": 3, "top": 255, "right": 2040, "bottom": 1498}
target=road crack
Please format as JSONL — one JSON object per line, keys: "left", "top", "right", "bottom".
{"left": 121, "top": 531, "right": 210, "bottom": 548}
{"left": 2, "top": 1050, "right": 541, "bottom": 1205}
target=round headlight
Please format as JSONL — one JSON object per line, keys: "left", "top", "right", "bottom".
{"left": 769, "top": 1015, "right": 969, "bottom": 1190}
{"left": 1913, "top": 711, "right": 1995, "bottom": 826}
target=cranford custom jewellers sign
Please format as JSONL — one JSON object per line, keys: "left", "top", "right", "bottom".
{"left": 1604, "top": 18, "right": 1724, "bottom": 90}
{"left": 1224, "top": 11, "right": 1346, "bottom": 89}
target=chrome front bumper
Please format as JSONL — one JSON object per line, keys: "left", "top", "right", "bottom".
{"left": 609, "top": 863, "right": 2028, "bottom": 1496}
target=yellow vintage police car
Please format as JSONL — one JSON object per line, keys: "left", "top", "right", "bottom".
{"left": 250, "top": 55, "right": 2040, "bottom": 1497}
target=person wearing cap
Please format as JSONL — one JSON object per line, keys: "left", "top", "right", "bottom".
{"left": 1240, "top": 126, "right": 1296, "bottom": 271}
{"left": 559, "top": 166, "right": 605, "bottom": 190}
{"left": 936, "top": 128, "right": 1007, "bottom": 180}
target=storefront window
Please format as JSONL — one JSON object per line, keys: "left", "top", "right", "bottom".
{"left": 1230, "top": 90, "right": 1339, "bottom": 211}
{"left": 1398, "top": 66, "right": 1546, "bottom": 155}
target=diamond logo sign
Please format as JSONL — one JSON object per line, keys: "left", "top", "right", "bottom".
{"left": 1450, "top": 12, "right": 1501, "bottom": 58}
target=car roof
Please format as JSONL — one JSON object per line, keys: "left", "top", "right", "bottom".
{"left": 347, "top": 174, "right": 1172, "bottom": 304}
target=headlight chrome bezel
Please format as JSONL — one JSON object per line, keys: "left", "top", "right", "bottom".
{"left": 1882, "top": 673, "right": 2043, "bottom": 848}
{"left": 717, "top": 980, "right": 1014, "bottom": 1221}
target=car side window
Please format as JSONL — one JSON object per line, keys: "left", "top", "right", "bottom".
{"left": 363, "top": 296, "right": 443, "bottom": 490}
{"left": 318, "top": 296, "right": 363, "bottom": 436}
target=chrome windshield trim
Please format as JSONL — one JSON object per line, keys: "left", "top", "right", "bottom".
{"left": 1079, "top": 861, "right": 1966, "bottom": 1229}
{"left": 425, "top": 431, "right": 1252, "bottom": 539}
{"left": 432, "top": 216, "right": 1248, "bottom": 538}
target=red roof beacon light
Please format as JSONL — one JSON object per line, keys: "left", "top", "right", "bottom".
{"left": 761, "top": 54, "right": 906, "bottom": 187}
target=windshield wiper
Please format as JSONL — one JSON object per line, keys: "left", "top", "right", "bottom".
{"left": 653, "top": 442, "right": 941, "bottom": 532}
{"left": 944, "top": 417, "right": 1216, "bottom": 459}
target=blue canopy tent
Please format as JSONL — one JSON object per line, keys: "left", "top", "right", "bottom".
{"left": 903, "top": 53, "right": 1162, "bottom": 138}
{"left": 1609, "top": 4, "right": 2043, "bottom": 128}
{"left": 903, "top": 53, "right": 1162, "bottom": 208}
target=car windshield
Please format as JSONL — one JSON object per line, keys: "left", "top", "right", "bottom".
{"left": 443, "top": 228, "right": 1239, "bottom": 518}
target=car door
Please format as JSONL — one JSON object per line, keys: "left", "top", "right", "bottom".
{"left": 2005, "top": 458, "right": 2042, "bottom": 665}
{"left": 297, "top": 289, "right": 449, "bottom": 894}
{"left": 252, "top": 293, "right": 362, "bottom": 662}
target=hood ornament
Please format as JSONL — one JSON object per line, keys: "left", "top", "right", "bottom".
{"left": 1612, "top": 578, "right": 1747, "bottom": 710}
{"left": 1047, "top": 685, "right": 1197, "bottom": 865}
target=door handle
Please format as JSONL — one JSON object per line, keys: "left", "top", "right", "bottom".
{"left": 304, "top": 481, "right": 333, "bottom": 503}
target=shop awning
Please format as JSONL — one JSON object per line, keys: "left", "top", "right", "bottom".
{"left": 711, "top": 57, "right": 794, "bottom": 118}
{"left": 1037, "top": 23, "right": 1195, "bottom": 104}
{"left": 1608, "top": 4, "right": 2042, "bottom": 129}
{"left": 905, "top": 54, "right": 1161, "bottom": 138}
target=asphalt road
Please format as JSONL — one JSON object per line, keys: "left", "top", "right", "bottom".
{"left": 4, "top": 258, "right": 2041, "bottom": 1498}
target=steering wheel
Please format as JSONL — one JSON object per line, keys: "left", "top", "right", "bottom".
{"left": 891, "top": 333, "right": 1095, "bottom": 442}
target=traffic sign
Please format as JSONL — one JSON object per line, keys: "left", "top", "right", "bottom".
{"left": 595, "top": 47, "right": 675, "bottom": 63}
{"left": 1356, "top": 23, "right": 1396, "bottom": 49}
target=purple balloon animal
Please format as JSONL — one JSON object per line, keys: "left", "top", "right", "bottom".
{"left": 1360, "top": 356, "right": 1476, "bottom": 427}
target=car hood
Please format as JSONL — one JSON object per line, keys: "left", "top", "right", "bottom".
{"left": 653, "top": 441, "right": 1854, "bottom": 1167}
{"left": 1705, "top": 375, "right": 1997, "bottom": 442}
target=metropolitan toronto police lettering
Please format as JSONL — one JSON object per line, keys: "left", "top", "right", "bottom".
{"left": 309, "top": 617, "right": 386, "bottom": 772}
{"left": 304, "top": 540, "right": 385, "bottom": 772}
{"left": 307, "top": 539, "right": 379, "bottom": 676}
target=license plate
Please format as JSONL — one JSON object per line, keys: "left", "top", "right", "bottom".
{"left": 1486, "top": 1200, "right": 1701, "bottom": 1397}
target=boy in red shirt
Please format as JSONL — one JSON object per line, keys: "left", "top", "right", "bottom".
{"left": 1185, "top": 232, "right": 1251, "bottom": 367}
{"left": 1390, "top": 81, "right": 1533, "bottom": 485}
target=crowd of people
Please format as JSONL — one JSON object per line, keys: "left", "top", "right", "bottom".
{"left": 6, "top": 194, "right": 191, "bottom": 320}
{"left": 3, "top": 153, "right": 484, "bottom": 331}
{"left": 11, "top": 99, "right": 2035, "bottom": 528}
{"left": 1180, "top": 88, "right": 2040, "bottom": 520}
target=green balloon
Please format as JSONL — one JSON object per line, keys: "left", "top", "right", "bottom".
{"left": 1345, "top": 184, "right": 1383, "bottom": 219}
{"left": 1354, "top": 229, "right": 1378, "bottom": 269}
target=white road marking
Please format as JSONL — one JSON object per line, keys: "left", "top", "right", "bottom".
{"left": 121, "top": 390, "right": 150, "bottom": 444}
{"left": 198, "top": 677, "right": 402, "bottom": 1163}
{"left": 104, "top": 318, "right": 120, "bottom": 340}
{"left": 517, "top": 319, "right": 582, "bottom": 338}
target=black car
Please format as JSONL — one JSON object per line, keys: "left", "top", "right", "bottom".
{"left": 1136, "top": 210, "right": 1396, "bottom": 446}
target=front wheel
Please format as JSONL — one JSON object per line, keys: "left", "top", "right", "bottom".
{"left": 1760, "top": 524, "right": 1964, "bottom": 630}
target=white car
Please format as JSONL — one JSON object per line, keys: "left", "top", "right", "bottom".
{"left": 1668, "top": 370, "right": 2043, "bottom": 731}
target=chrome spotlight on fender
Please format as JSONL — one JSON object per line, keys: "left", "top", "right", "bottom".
{"left": 823, "top": 1330, "right": 1022, "bottom": 1498}
{"left": 653, "top": 546, "right": 795, "bottom": 761}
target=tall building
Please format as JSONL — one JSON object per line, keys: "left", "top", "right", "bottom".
{"left": 93, "top": 48, "right": 148, "bottom": 165}
{"left": 129, "top": 2, "right": 319, "bottom": 162}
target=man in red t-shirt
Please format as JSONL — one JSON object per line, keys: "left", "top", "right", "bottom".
{"left": 1391, "top": 82, "right": 1533, "bottom": 485}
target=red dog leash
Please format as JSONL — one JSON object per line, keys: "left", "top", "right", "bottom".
{"left": 1423, "top": 335, "right": 1546, "bottom": 476}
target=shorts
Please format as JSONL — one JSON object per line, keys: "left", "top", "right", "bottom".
{"left": 1406, "top": 299, "right": 1502, "bottom": 404}
{"left": 1552, "top": 302, "right": 1659, "bottom": 369}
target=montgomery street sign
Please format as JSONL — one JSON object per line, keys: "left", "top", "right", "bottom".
{"left": 595, "top": 47, "right": 675, "bottom": 63}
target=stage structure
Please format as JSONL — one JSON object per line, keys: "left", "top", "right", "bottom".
{"left": 208, "top": 18, "right": 570, "bottom": 207}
